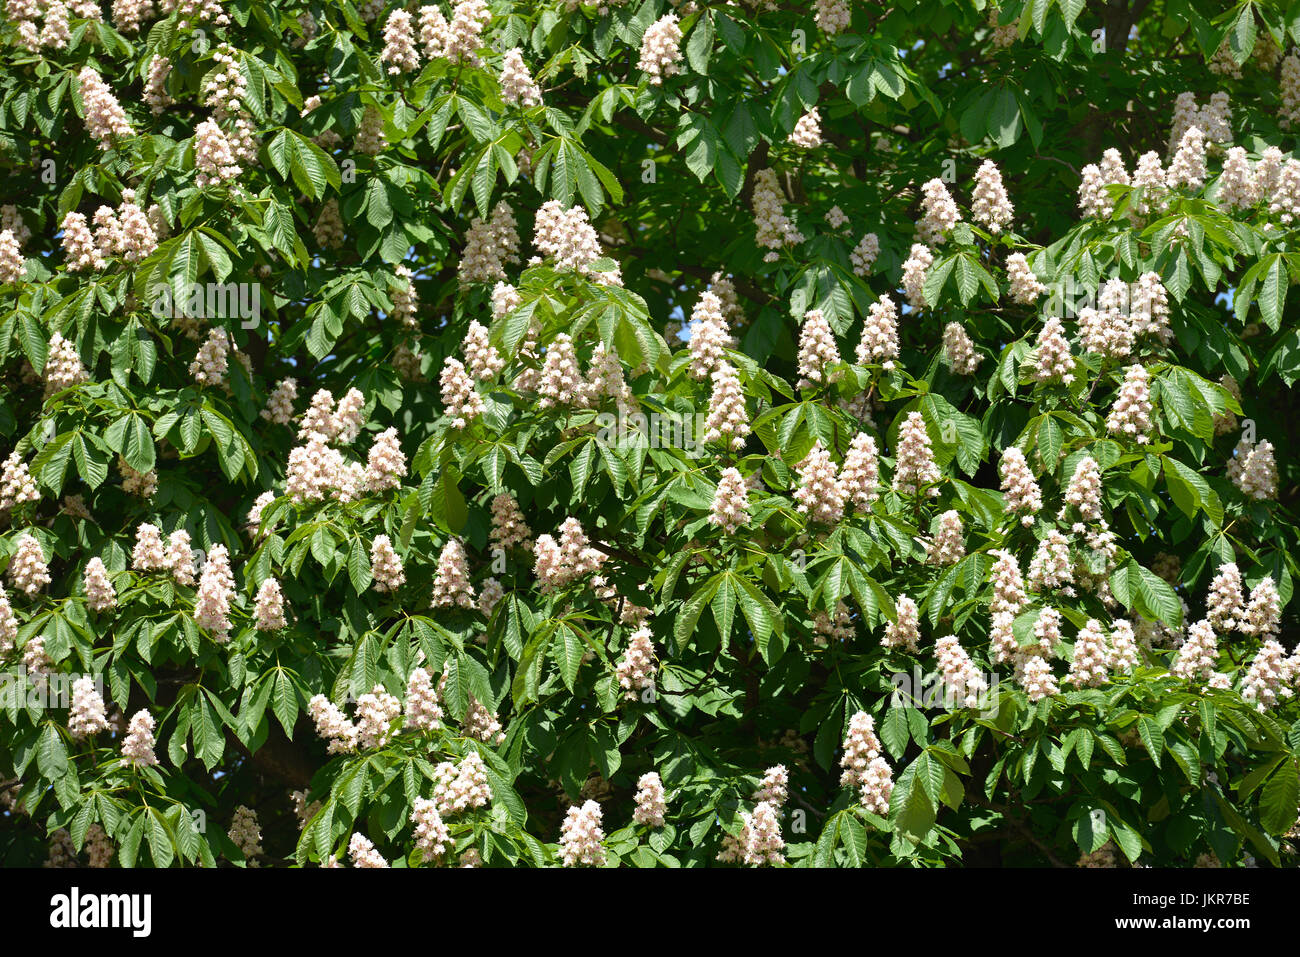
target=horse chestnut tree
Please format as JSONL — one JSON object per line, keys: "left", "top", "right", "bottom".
{"left": 1, "top": 0, "right": 1299, "bottom": 869}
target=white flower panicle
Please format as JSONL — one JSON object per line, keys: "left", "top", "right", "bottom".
{"left": 942, "top": 322, "right": 982, "bottom": 375}
{"left": 355, "top": 683, "right": 401, "bottom": 750}
{"left": 254, "top": 578, "right": 287, "bottom": 631}
{"left": 0, "top": 451, "right": 38, "bottom": 510}
{"left": 1032, "top": 317, "right": 1076, "bottom": 384}
{"left": 348, "top": 833, "right": 389, "bottom": 868}
{"left": 1109, "top": 620, "right": 1139, "bottom": 674}
{"left": 1206, "top": 562, "right": 1245, "bottom": 632}
{"left": 901, "top": 243, "right": 934, "bottom": 309}
{"left": 78, "top": 67, "right": 133, "bottom": 147}
{"left": 459, "top": 201, "right": 520, "bottom": 285}
{"left": 839, "top": 711, "right": 882, "bottom": 789}
{"left": 926, "top": 510, "right": 966, "bottom": 566}
{"left": 971, "top": 160, "right": 1014, "bottom": 232}
{"left": 194, "top": 544, "right": 235, "bottom": 640}
{"left": 462, "top": 693, "right": 507, "bottom": 745}
{"left": 688, "top": 291, "right": 731, "bottom": 380}
{"left": 998, "top": 446, "right": 1042, "bottom": 526}
{"left": 616, "top": 626, "right": 657, "bottom": 700}
{"left": 440, "top": 357, "right": 484, "bottom": 428}
{"left": 1061, "top": 456, "right": 1103, "bottom": 523}
{"left": 814, "top": 0, "right": 851, "bottom": 33}
{"left": 463, "top": 319, "right": 504, "bottom": 381}
{"left": 839, "top": 432, "right": 880, "bottom": 509}
{"left": 1240, "top": 639, "right": 1292, "bottom": 712}
{"left": 704, "top": 362, "right": 749, "bottom": 450}
{"left": 381, "top": 10, "right": 420, "bottom": 73}
{"left": 560, "top": 800, "right": 607, "bottom": 866}
{"left": 989, "top": 549, "right": 1027, "bottom": 616}
{"left": 478, "top": 576, "right": 504, "bottom": 617}
{"left": 1217, "top": 147, "right": 1257, "bottom": 211}
{"left": 404, "top": 667, "right": 443, "bottom": 732}
{"left": 1282, "top": 53, "right": 1300, "bottom": 129}
{"left": 634, "top": 772, "right": 667, "bottom": 827}
{"left": 83, "top": 557, "right": 116, "bottom": 612}
{"left": 709, "top": 467, "right": 750, "bottom": 534}
{"left": 332, "top": 388, "right": 366, "bottom": 444}
{"left": 491, "top": 281, "right": 520, "bottom": 319}
{"left": 363, "top": 428, "right": 407, "bottom": 492}
{"left": 43, "top": 332, "right": 90, "bottom": 395}
{"left": 917, "top": 178, "right": 962, "bottom": 245}
{"left": 500, "top": 47, "right": 543, "bottom": 106}
{"left": 1064, "top": 619, "right": 1110, "bottom": 687}
{"left": 423, "top": 0, "right": 492, "bottom": 65}
{"left": 432, "top": 539, "right": 475, "bottom": 609}
{"left": 163, "top": 530, "right": 193, "bottom": 590}
{"left": 856, "top": 294, "right": 900, "bottom": 369}
{"left": 990, "top": 611, "right": 1019, "bottom": 665}
{"left": 1241, "top": 577, "right": 1282, "bottom": 639}
{"left": 228, "top": 806, "right": 263, "bottom": 861}
{"left": 883, "top": 594, "right": 921, "bottom": 651}
{"left": 1130, "top": 151, "right": 1168, "bottom": 218}
{"left": 370, "top": 534, "right": 405, "bottom": 592}
{"left": 22, "top": 633, "right": 52, "bottom": 686}
{"left": 935, "top": 635, "right": 988, "bottom": 707}
{"left": 730, "top": 800, "right": 785, "bottom": 866}
{"left": 388, "top": 265, "right": 419, "bottom": 327}
{"left": 751, "top": 169, "right": 804, "bottom": 258}
{"left": 8, "top": 533, "right": 50, "bottom": 595}
{"left": 1078, "top": 148, "right": 1130, "bottom": 218}
{"left": 1018, "top": 655, "right": 1059, "bottom": 702}
{"left": 893, "top": 411, "right": 941, "bottom": 496}
{"left": 793, "top": 441, "right": 845, "bottom": 525}
{"left": 638, "top": 14, "right": 683, "bottom": 85}
{"left": 131, "top": 522, "right": 167, "bottom": 571}
{"left": 1166, "top": 126, "right": 1207, "bottom": 190}
{"left": 813, "top": 602, "right": 854, "bottom": 646}
{"left": 189, "top": 328, "right": 230, "bottom": 387}
{"left": 537, "top": 333, "right": 585, "bottom": 407}
{"left": 0, "top": 586, "right": 17, "bottom": 656}
{"left": 1078, "top": 279, "right": 1134, "bottom": 359}
{"left": 533, "top": 201, "right": 617, "bottom": 280}
{"left": 411, "top": 798, "right": 450, "bottom": 859}
{"left": 1106, "top": 364, "right": 1153, "bottom": 443}
{"left": 533, "top": 517, "right": 607, "bottom": 591}
{"left": 195, "top": 119, "right": 242, "bottom": 187}
{"left": 122, "top": 709, "right": 158, "bottom": 767}
{"left": 1006, "top": 252, "right": 1046, "bottom": 303}
{"left": 789, "top": 108, "right": 823, "bottom": 148}
{"left": 431, "top": 750, "right": 493, "bottom": 814}
{"left": 262, "top": 378, "right": 298, "bottom": 425}
{"left": 60, "top": 212, "right": 104, "bottom": 272}
{"left": 1232, "top": 439, "right": 1278, "bottom": 500}
{"left": 753, "top": 765, "right": 789, "bottom": 807}
{"left": 1028, "top": 530, "right": 1073, "bottom": 592}
{"left": 1171, "top": 619, "right": 1219, "bottom": 681}
{"left": 490, "top": 492, "right": 532, "bottom": 550}
{"left": 0, "top": 228, "right": 25, "bottom": 283}
{"left": 796, "top": 309, "right": 841, "bottom": 387}
{"left": 309, "top": 695, "right": 360, "bottom": 754}
{"left": 850, "top": 232, "right": 879, "bottom": 276}
{"left": 68, "top": 675, "right": 110, "bottom": 738}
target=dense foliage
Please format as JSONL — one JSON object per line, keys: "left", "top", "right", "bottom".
{"left": 2, "top": 0, "right": 1300, "bottom": 869}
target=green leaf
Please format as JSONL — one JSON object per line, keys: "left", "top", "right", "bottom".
{"left": 889, "top": 756, "right": 937, "bottom": 840}
{"left": 1259, "top": 760, "right": 1300, "bottom": 835}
